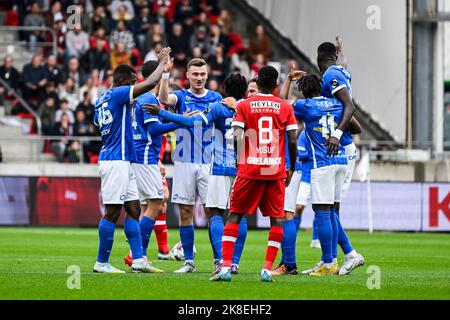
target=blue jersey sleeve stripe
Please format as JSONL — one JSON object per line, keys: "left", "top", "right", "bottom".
{"left": 198, "top": 112, "right": 209, "bottom": 125}
{"left": 144, "top": 118, "right": 159, "bottom": 124}
{"left": 332, "top": 84, "right": 347, "bottom": 95}
{"left": 232, "top": 121, "right": 245, "bottom": 128}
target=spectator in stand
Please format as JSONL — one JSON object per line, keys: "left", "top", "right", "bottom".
{"left": 89, "top": 27, "right": 110, "bottom": 52}
{"left": 175, "top": 0, "right": 196, "bottom": 22}
{"left": 51, "top": 113, "right": 74, "bottom": 162}
{"left": 250, "top": 53, "right": 266, "bottom": 78}
{"left": 44, "top": 54, "right": 63, "bottom": 87}
{"left": 78, "top": 77, "right": 98, "bottom": 105}
{"left": 190, "top": 25, "right": 211, "bottom": 59}
{"left": 58, "top": 78, "right": 79, "bottom": 111}
{"left": 0, "top": 55, "right": 21, "bottom": 99}
{"left": 44, "top": 1, "right": 62, "bottom": 27}
{"left": 207, "top": 79, "right": 219, "bottom": 91}
{"left": 62, "top": 57, "right": 86, "bottom": 89}
{"left": 209, "top": 24, "right": 229, "bottom": 56}
{"left": 4, "top": 5, "right": 20, "bottom": 26}
{"left": 144, "top": 41, "right": 163, "bottom": 63}
{"left": 66, "top": 140, "right": 81, "bottom": 163}
{"left": 73, "top": 4, "right": 91, "bottom": 33}
{"left": 230, "top": 49, "right": 251, "bottom": 80}
{"left": 191, "top": 46, "right": 203, "bottom": 59}
{"left": 209, "top": 46, "right": 229, "bottom": 84}
{"left": 151, "top": 4, "right": 170, "bottom": 33}
{"left": 111, "top": 0, "right": 135, "bottom": 21}
{"left": 97, "top": 69, "right": 114, "bottom": 96}
{"left": 38, "top": 96, "right": 57, "bottom": 135}
{"left": 54, "top": 99, "right": 75, "bottom": 124}
{"left": 50, "top": 16, "right": 67, "bottom": 64}
{"left": 65, "top": 23, "right": 90, "bottom": 60}
{"left": 22, "top": 54, "right": 47, "bottom": 103}
{"left": 77, "top": 91, "right": 95, "bottom": 122}
{"left": 82, "top": 38, "right": 110, "bottom": 73}
{"left": 24, "top": 3, "right": 45, "bottom": 54}
{"left": 217, "top": 9, "right": 232, "bottom": 35}
{"left": 168, "top": 22, "right": 191, "bottom": 67}
{"left": 132, "top": 6, "right": 152, "bottom": 54}
{"left": 39, "top": 81, "right": 59, "bottom": 106}
{"left": 193, "top": 11, "right": 209, "bottom": 34}
{"left": 196, "top": 0, "right": 221, "bottom": 17}
{"left": 88, "top": 6, "right": 110, "bottom": 35}
{"left": 74, "top": 109, "right": 90, "bottom": 136}
{"left": 249, "top": 24, "right": 272, "bottom": 61}
{"left": 110, "top": 41, "right": 132, "bottom": 69}
{"left": 110, "top": 20, "right": 135, "bottom": 53}
{"left": 150, "top": 23, "right": 167, "bottom": 47}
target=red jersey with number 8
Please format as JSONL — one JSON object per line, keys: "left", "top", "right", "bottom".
{"left": 232, "top": 94, "right": 298, "bottom": 180}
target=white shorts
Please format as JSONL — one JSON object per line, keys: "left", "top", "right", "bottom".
{"left": 206, "top": 175, "right": 235, "bottom": 209}
{"left": 341, "top": 143, "right": 359, "bottom": 198}
{"left": 310, "top": 165, "right": 347, "bottom": 205}
{"left": 98, "top": 161, "right": 139, "bottom": 205}
{"left": 132, "top": 163, "right": 164, "bottom": 201}
{"left": 296, "top": 182, "right": 311, "bottom": 206}
{"left": 284, "top": 171, "right": 301, "bottom": 213}
{"left": 171, "top": 162, "right": 211, "bottom": 205}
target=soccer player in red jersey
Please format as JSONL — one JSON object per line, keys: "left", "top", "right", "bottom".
{"left": 210, "top": 66, "right": 298, "bottom": 282}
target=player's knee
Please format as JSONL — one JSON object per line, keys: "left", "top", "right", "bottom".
{"left": 227, "top": 213, "right": 242, "bottom": 224}
{"left": 270, "top": 217, "right": 284, "bottom": 227}
{"left": 124, "top": 201, "right": 141, "bottom": 220}
{"left": 104, "top": 205, "right": 122, "bottom": 223}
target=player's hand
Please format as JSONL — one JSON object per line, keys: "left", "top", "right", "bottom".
{"left": 325, "top": 136, "right": 340, "bottom": 157}
{"left": 158, "top": 161, "right": 166, "bottom": 178}
{"left": 285, "top": 169, "right": 295, "bottom": 187}
{"left": 335, "top": 36, "right": 343, "bottom": 53}
{"left": 164, "top": 58, "right": 174, "bottom": 73}
{"left": 220, "top": 97, "right": 237, "bottom": 110}
{"left": 158, "top": 47, "right": 172, "bottom": 64}
{"left": 183, "top": 108, "right": 201, "bottom": 116}
{"left": 288, "top": 64, "right": 306, "bottom": 81}
{"left": 143, "top": 103, "right": 160, "bottom": 115}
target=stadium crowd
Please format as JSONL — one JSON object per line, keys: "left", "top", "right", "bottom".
{"left": 0, "top": 0, "right": 274, "bottom": 163}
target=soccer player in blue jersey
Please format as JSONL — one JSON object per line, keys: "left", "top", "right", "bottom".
{"left": 127, "top": 59, "right": 185, "bottom": 270}
{"left": 92, "top": 47, "right": 171, "bottom": 274}
{"left": 293, "top": 74, "right": 350, "bottom": 276}
{"left": 145, "top": 73, "right": 249, "bottom": 275}
{"left": 158, "top": 58, "right": 223, "bottom": 273}
{"left": 316, "top": 39, "right": 364, "bottom": 275}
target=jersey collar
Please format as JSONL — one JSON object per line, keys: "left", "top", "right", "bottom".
{"left": 188, "top": 88, "right": 209, "bottom": 98}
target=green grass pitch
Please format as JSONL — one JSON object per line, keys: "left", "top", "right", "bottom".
{"left": 0, "top": 227, "right": 449, "bottom": 300}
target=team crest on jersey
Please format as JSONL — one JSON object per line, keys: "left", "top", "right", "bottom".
{"left": 185, "top": 96, "right": 194, "bottom": 102}
{"left": 331, "top": 79, "right": 339, "bottom": 88}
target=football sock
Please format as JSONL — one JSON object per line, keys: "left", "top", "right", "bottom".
{"left": 314, "top": 210, "right": 333, "bottom": 264}
{"left": 232, "top": 217, "right": 247, "bottom": 265}
{"left": 336, "top": 210, "right": 354, "bottom": 254}
{"left": 264, "top": 226, "right": 283, "bottom": 271}
{"left": 293, "top": 215, "right": 302, "bottom": 232}
{"left": 330, "top": 207, "right": 339, "bottom": 260}
{"left": 222, "top": 223, "right": 239, "bottom": 268}
{"left": 210, "top": 215, "right": 224, "bottom": 261}
{"left": 208, "top": 226, "right": 219, "bottom": 260}
{"left": 180, "top": 225, "right": 195, "bottom": 261}
{"left": 312, "top": 218, "right": 319, "bottom": 240}
{"left": 139, "top": 216, "right": 155, "bottom": 257}
{"left": 154, "top": 213, "right": 170, "bottom": 254}
{"left": 97, "top": 218, "right": 116, "bottom": 263}
{"left": 124, "top": 218, "right": 143, "bottom": 260}
{"left": 281, "top": 219, "right": 297, "bottom": 269}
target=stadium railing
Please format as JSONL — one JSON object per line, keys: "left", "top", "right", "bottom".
{"left": 0, "top": 26, "right": 57, "bottom": 57}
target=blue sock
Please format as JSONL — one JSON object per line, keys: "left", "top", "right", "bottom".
{"left": 180, "top": 225, "right": 195, "bottom": 261}
{"left": 312, "top": 218, "right": 319, "bottom": 240}
{"left": 208, "top": 227, "right": 219, "bottom": 260}
{"left": 232, "top": 217, "right": 247, "bottom": 265}
{"left": 330, "top": 208, "right": 338, "bottom": 259}
{"left": 314, "top": 210, "right": 333, "bottom": 264}
{"left": 97, "top": 218, "right": 116, "bottom": 263}
{"left": 336, "top": 210, "right": 354, "bottom": 254}
{"left": 139, "top": 216, "right": 155, "bottom": 257}
{"left": 210, "top": 216, "right": 223, "bottom": 261}
{"left": 293, "top": 216, "right": 302, "bottom": 232}
{"left": 124, "top": 218, "right": 143, "bottom": 260}
{"left": 281, "top": 219, "right": 297, "bottom": 269}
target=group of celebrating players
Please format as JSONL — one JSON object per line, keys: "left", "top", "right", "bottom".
{"left": 92, "top": 36, "right": 365, "bottom": 283}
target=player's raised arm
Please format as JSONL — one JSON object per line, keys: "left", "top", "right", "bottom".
{"left": 132, "top": 47, "right": 171, "bottom": 99}
{"left": 335, "top": 36, "right": 348, "bottom": 69}
{"left": 157, "top": 56, "right": 178, "bottom": 107}
{"left": 279, "top": 64, "right": 306, "bottom": 100}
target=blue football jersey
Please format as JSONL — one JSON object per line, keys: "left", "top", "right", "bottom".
{"left": 294, "top": 97, "right": 347, "bottom": 169}
{"left": 94, "top": 85, "right": 136, "bottom": 162}
{"left": 298, "top": 130, "right": 311, "bottom": 184}
{"left": 203, "top": 102, "right": 237, "bottom": 176}
{"left": 172, "top": 89, "right": 223, "bottom": 163}
{"left": 321, "top": 65, "right": 353, "bottom": 147}
{"left": 132, "top": 92, "right": 162, "bottom": 165}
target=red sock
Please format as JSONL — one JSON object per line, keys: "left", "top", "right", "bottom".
{"left": 154, "top": 213, "right": 169, "bottom": 254}
{"left": 264, "top": 226, "right": 283, "bottom": 271}
{"left": 222, "top": 223, "right": 239, "bottom": 267}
